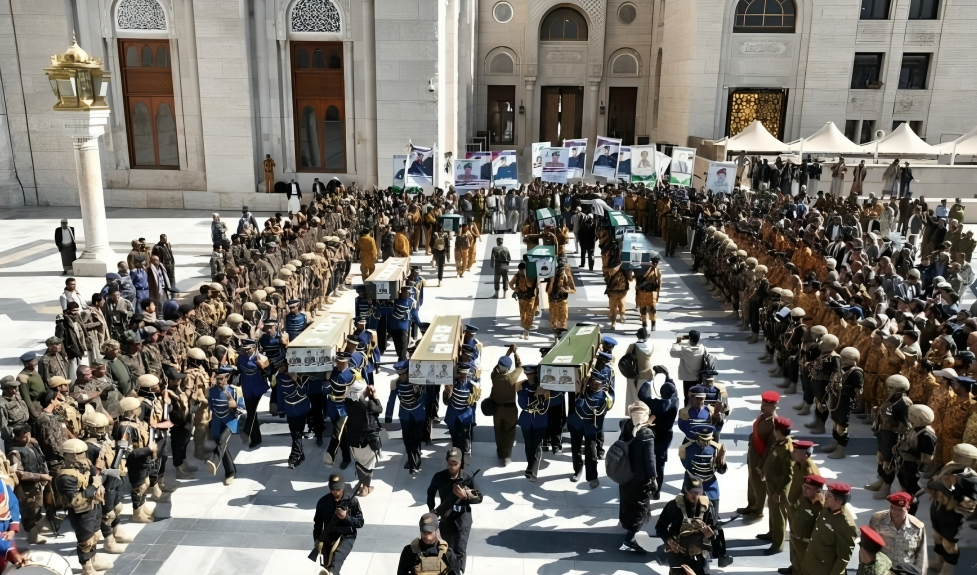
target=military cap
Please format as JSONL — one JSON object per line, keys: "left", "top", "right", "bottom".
{"left": 887, "top": 492, "right": 913, "bottom": 508}
{"left": 164, "top": 366, "right": 187, "bottom": 381}
{"left": 328, "top": 473, "right": 345, "bottom": 491}
{"left": 793, "top": 440, "right": 816, "bottom": 454}
{"left": 419, "top": 512, "right": 440, "bottom": 533}
{"left": 155, "top": 320, "right": 176, "bottom": 330}
{"left": 455, "top": 362, "right": 471, "bottom": 374}
{"left": 187, "top": 348, "right": 207, "bottom": 361}
{"left": 857, "top": 317, "right": 877, "bottom": 328}
{"left": 62, "top": 438, "right": 88, "bottom": 454}
{"left": 196, "top": 335, "right": 217, "bottom": 348}
{"left": 354, "top": 316, "right": 367, "bottom": 325}
{"left": 461, "top": 344, "right": 476, "bottom": 355}
{"left": 463, "top": 324, "right": 479, "bottom": 333}
{"left": 522, "top": 365, "right": 537, "bottom": 375}
{"left": 596, "top": 351, "right": 613, "bottom": 361}
{"left": 601, "top": 336, "right": 618, "bottom": 347}
{"left": 137, "top": 374, "right": 160, "bottom": 389}
{"left": 354, "top": 285, "right": 367, "bottom": 294}
{"left": 957, "top": 350, "right": 976, "bottom": 362}
{"left": 287, "top": 299, "right": 301, "bottom": 307}
{"left": 45, "top": 336, "right": 63, "bottom": 346}
{"left": 0, "top": 376, "right": 17, "bottom": 388}
{"left": 859, "top": 526, "right": 885, "bottom": 554}
{"left": 393, "top": 360, "right": 410, "bottom": 374}
{"left": 47, "top": 376, "right": 70, "bottom": 389}
{"left": 954, "top": 376, "right": 975, "bottom": 391}
{"left": 19, "top": 351, "right": 37, "bottom": 363}
{"left": 685, "top": 479, "right": 704, "bottom": 493}
{"left": 932, "top": 368, "right": 959, "bottom": 380}
{"left": 192, "top": 294, "right": 208, "bottom": 306}
{"left": 445, "top": 447, "right": 463, "bottom": 463}
{"left": 689, "top": 385, "right": 708, "bottom": 398}
{"left": 105, "top": 272, "right": 121, "bottom": 280}
{"left": 773, "top": 416, "right": 792, "bottom": 434}
{"left": 334, "top": 352, "right": 350, "bottom": 362}
{"left": 804, "top": 475, "right": 827, "bottom": 488}
{"left": 761, "top": 390, "right": 780, "bottom": 403}
{"left": 691, "top": 424, "right": 715, "bottom": 438}
{"left": 142, "top": 326, "right": 158, "bottom": 337}
{"left": 217, "top": 365, "right": 235, "bottom": 376}
{"left": 119, "top": 397, "right": 141, "bottom": 412}
{"left": 240, "top": 339, "right": 257, "bottom": 348}
{"left": 590, "top": 369, "right": 608, "bottom": 383}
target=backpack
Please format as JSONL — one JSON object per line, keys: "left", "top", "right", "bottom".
{"left": 618, "top": 347, "right": 639, "bottom": 379}
{"left": 433, "top": 235, "right": 446, "bottom": 251}
{"left": 579, "top": 214, "right": 595, "bottom": 234}
{"left": 605, "top": 434, "right": 634, "bottom": 484}
{"left": 699, "top": 351, "right": 717, "bottom": 378}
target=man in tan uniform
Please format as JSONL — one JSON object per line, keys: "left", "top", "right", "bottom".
{"left": 263, "top": 154, "right": 276, "bottom": 193}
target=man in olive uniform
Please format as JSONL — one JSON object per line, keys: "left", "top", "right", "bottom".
{"left": 800, "top": 483, "right": 857, "bottom": 575}
{"left": 780, "top": 474, "right": 826, "bottom": 575}
{"left": 0, "top": 376, "right": 30, "bottom": 441}
{"left": 488, "top": 348, "right": 522, "bottom": 465}
{"left": 56, "top": 438, "right": 114, "bottom": 575}
{"left": 856, "top": 526, "right": 892, "bottom": 575}
{"left": 737, "top": 390, "right": 780, "bottom": 518}
{"left": 263, "top": 154, "right": 276, "bottom": 193}
{"left": 16, "top": 352, "right": 45, "bottom": 422}
{"left": 757, "top": 416, "right": 794, "bottom": 555}
{"left": 38, "top": 336, "right": 70, "bottom": 385}
{"left": 80, "top": 410, "right": 129, "bottom": 554}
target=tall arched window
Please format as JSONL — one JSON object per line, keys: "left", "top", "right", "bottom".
{"left": 540, "top": 8, "right": 588, "bottom": 40}
{"left": 733, "top": 0, "right": 796, "bottom": 33}
{"left": 292, "top": 42, "right": 346, "bottom": 172}
{"left": 119, "top": 39, "right": 178, "bottom": 168}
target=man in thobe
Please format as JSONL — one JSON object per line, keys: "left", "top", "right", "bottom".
{"left": 55, "top": 218, "right": 77, "bottom": 276}
{"left": 59, "top": 277, "right": 87, "bottom": 311}
{"left": 151, "top": 234, "right": 176, "bottom": 285}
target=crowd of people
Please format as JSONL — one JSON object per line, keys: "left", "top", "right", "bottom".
{"left": 5, "top": 176, "right": 975, "bottom": 575}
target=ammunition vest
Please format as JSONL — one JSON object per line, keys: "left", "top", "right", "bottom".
{"left": 85, "top": 438, "right": 117, "bottom": 474}
{"left": 675, "top": 495, "right": 711, "bottom": 557}
{"left": 9, "top": 445, "right": 45, "bottom": 475}
{"left": 409, "top": 539, "right": 450, "bottom": 575}
{"left": 119, "top": 419, "right": 150, "bottom": 450}
{"left": 58, "top": 400, "right": 83, "bottom": 438}
{"left": 896, "top": 426, "right": 935, "bottom": 462}
{"left": 56, "top": 466, "right": 93, "bottom": 513}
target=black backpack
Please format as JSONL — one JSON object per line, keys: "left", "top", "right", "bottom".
{"left": 605, "top": 434, "right": 634, "bottom": 484}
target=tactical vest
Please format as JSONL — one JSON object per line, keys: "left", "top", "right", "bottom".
{"left": 409, "top": 539, "right": 450, "bottom": 575}
{"left": 896, "top": 426, "right": 936, "bottom": 462}
{"left": 119, "top": 419, "right": 150, "bottom": 450}
{"left": 58, "top": 400, "right": 83, "bottom": 437}
{"left": 85, "top": 438, "right": 117, "bottom": 474}
{"left": 675, "top": 495, "right": 711, "bottom": 556}
{"left": 0, "top": 395, "right": 29, "bottom": 426}
{"left": 9, "top": 445, "right": 45, "bottom": 475}
{"left": 874, "top": 394, "right": 909, "bottom": 433}
{"left": 56, "top": 466, "right": 94, "bottom": 512}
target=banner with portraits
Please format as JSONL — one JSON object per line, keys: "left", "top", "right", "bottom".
{"left": 630, "top": 145, "right": 658, "bottom": 186}
{"left": 454, "top": 158, "right": 488, "bottom": 191}
{"left": 493, "top": 150, "right": 518, "bottom": 188}
{"left": 616, "top": 146, "right": 632, "bottom": 183}
{"left": 392, "top": 154, "right": 407, "bottom": 193}
{"left": 563, "top": 138, "right": 588, "bottom": 179}
{"left": 669, "top": 146, "right": 696, "bottom": 187}
{"left": 705, "top": 161, "right": 737, "bottom": 196}
{"left": 592, "top": 136, "right": 622, "bottom": 179}
{"left": 541, "top": 147, "right": 569, "bottom": 184}
{"left": 466, "top": 151, "right": 493, "bottom": 183}
{"left": 531, "top": 142, "right": 550, "bottom": 179}
{"left": 407, "top": 144, "right": 435, "bottom": 194}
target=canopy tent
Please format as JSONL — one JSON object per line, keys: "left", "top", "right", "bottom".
{"left": 720, "top": 120, "right": 788, "bottom": 152}
{"left": 787, "top": 122, "right": 863, "bottom": 155}
{"left": 860, "top": 122, "right": 939, "bottom": 155}
{"left": 935, "top": 125, "right": 977, "bottom": 156}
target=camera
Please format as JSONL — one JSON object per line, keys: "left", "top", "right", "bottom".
{"left": 428, "top": 79, "right": 436, "bottom": 93}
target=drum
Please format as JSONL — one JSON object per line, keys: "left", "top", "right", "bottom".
{"left": 13, "top": 551, "right": 72, "bottom": 575}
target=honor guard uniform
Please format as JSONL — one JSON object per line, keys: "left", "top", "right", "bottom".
{"left": 655, "top": 479, "right": 729, "bottom": 575}
{"left": 568, "top": 371, "right": 611, "bottom": 488}
{"left": 205, "top": 366, "right": 238, "bottom": 484}
{"left": 700, "top": 374, "right": 730, "bottom": 439}
{"left": 389, "top": 288, "right": 415, "bottom": 362}
{"left": 397, "top": 513, "right": 461, "bottom": 575}
{"left": 783, "top": 475, "right": 826, "bottom": 575}
{"left": 592, "top": 349, "right": 615, "bottom": 458}
{"left": 313, "top": 473, "right": 364, "bottom": 575}
{"left": 678, "top": 386, "right": 714, "bottom": 440}
{"left": 758, "top": 416, "right": 795, "bottom": 555}
{"left": 678, "top": 424, "right": 727, "bottom": 507}
{"left": 821, "top": 347, "right": 863, "bottom": 460}
{"left": 81, "top": 410, "right": 128, "bottom": 553}
{"left": 856, "top": 526, "right": 892, "bottom": 575}
{"left": 738, "top": 390, "right": 780, "bottom": 518}
{"left": 801, "top": 482, "right": 858, "bottom": 575}
{"left": 893, "top": 405, "right": 937, "bottom": 510}
{"left": 258, "top": 323, "right": 287, "bottom": 377}
{"left": 461, "top": 325, "right": 482, "bottom": 371}
{"left": 408, "top": 266, "right": 425, "bottom": 340}
{"left": 385, "top": 360, "right": 426, "bottom": 474}
{"left": 324, "top": 353, "right": 354, "bottom": 468}
{"left": 238, "top": 342, "right": 269, "bottom": 448}
{"left": 284, "top": 299, "right": 308, "bottom": 340}
{"left": 867, "top": 375, "right": 912, "bottom": 499}
{"left": 116, "top": 396, "right": 156, "bottom": 523}
{"left": 276, "top": 370, "right": 310, "bottom": 468}
{"left": 56, "top": 438, "right": 114, "bottom": 575}
{"left": 444, "top": 363, "right": 479, "bottom": 466}
{"left": 426, "top": 448, "right": 482, "bottom": 572}
{"left": 517, "top": 365, "right": 549, "bottom": 481}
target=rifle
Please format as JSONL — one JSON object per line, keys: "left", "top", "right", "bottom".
{"left": 433, "top": 469, "right": 480, "bottom": 519}
{"left": 308, "top": 481, "right": 361, "bottom": 562}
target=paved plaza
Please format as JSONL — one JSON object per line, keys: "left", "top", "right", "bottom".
{"left": 0, "top": 207, "right": 973, "bottom": 575}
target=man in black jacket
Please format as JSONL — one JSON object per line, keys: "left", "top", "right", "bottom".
{"left": 426, "top": 448, "right": 482, "bottom": 572}
{"left": 397, "top": 513, "right": 461, "bottom": 575}
{"left": 313, "top": 473, "right": 364, "bottom": 575}
{"left": 55, "top": 219, "right": 77, "bottom": 275}
{"left": 655, "top": 480, "right": 722, "bottom": 575}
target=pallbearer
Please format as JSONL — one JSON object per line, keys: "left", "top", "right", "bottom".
{"left": 517, "top": 365, "right": 548, "bottom": 482}
{"left": 386, "top": 360, "right": 426, "bottom": 475}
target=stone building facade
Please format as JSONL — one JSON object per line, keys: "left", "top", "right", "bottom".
{"left": 0, "top": 0, "right": 973, "bottom": 208}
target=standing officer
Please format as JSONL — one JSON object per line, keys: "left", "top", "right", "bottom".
{"left": 517, "top": 365, "right": 549, "bottom": 481}
{"left": 0, "top": 375, "right": 30, "bottom": 441}
{"left": 444, "top": 363, "right": 478, "bottom": 467}
{"left": 426, "top": 448, "right": 482, "bottom": 573}
{"left": 6, "top": 423, "right": 50, "bottom": 545}
{"left": 893, "top": 405, "right": 937, "bottom": 512}
{"left": 800, "top": 483, "right": 858, "bottom": 575}
{"left": 284, "top": 299, "right": 308, "bottom": 341}
{"left": 81, "top": 410, "right": 127, "bottom": 554}
{"left": 568, "top": 371, "right": 611, "bottom": 489}
{"left": 312, "top": 472, "right": 364, "bottom": 575}
{"left": 780, "top": 474, "right": 826, "bottom": 575}
{"left": 56, "top": 438, "right": 114, "bottom": 575}
{"left": 737, "top": 390, "right": 780, "bottom": 518}
{"left": 385, "top": 360, "right": 426, "bottom": 475}
{"left": 117, "top": 396, "right": 156, "bottom": 523}
{"left": 389, "top": 287, "right": 415, "bottom": 362}
{"left": 16, "top": 352, "right": 44, "bottom": 422}
{"left": 757, "top": 416, "right": 794, "bottom": 555}
{"left": 866, "top": 375, "right": 912, "bottom": 499}
{"left": 821, "top": 347, "right": 864, "bottom": 460}
{"left": 487, "top": 347, "right": 522, "bottom": 466}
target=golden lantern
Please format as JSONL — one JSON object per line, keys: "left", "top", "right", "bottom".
{"left": 43, "top": 36, "right": 111, "bottom": 111}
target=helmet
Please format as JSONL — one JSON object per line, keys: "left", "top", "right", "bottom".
{"left": 283, "top": 264, "right": 296, "bottom": 273}
{"left": 819, "top": 335, "right": 839, "bottom": 353}
{"left": 137, "top": 374, "right": 160, "bottom": 389}
{"left": 243, "top": 302, "right": 258, "bottom": 313}
{"left": 290, "top": 259, "right": 303, "bottom": 268}
{"left": 62, "top": 438, "right": 88, "bottom": 454}
{"left": 745, "top": 257, "right": 758, "bottom": 267}
{"left": 226, "top": 313, "right": 244, "bottom": 326}
{"left": 811, "top": 325, "right": 828, "bottom": 338}
{"left": 755, "top": 265, "right": 768, "bottom": 275}
{"left": 209, "top": 283, "right": 224, "bottom": 293}
{"left": 196, "top": 335, "right": 216, "bottom": 348}
{"left": 119, "top": 397, "right": 141, "bottom": 414}
{"left": 839, "top": 347, "right": 860, "bottom": 363}
{"left": 885, "top": 375, "right": 911, "bottom": 394}
{"left": 272, "top": 279, "right": 287, "bottom": 287}
{"left": 82, "top": 410, "right": 110, "bottom": 428}
{"left": 251, "top": 290, "right": 267, "bottom": 303}
{"left": 907, "top": 405, "right": 934, "bottom": 427}
{"left": 278, "top": 269, "right": 293, "bottom": 279}
{"left": 216, "top": 326, "right": 234, "bottom": 338}
{"left": 187, "top": 347, "right": 207, "bottom": 361}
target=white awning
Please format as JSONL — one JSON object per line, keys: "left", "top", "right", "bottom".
{"left": 935, "top": 125, "right": 977, "bottom": 155}
{"left": 722, "top": 120, "right": 788, "bottom": 152}
{"left": 860, "top": 122, "right": 939, "bottom": 155}
{"left": 787, "top": 122, "right": 863, "bottom": 155}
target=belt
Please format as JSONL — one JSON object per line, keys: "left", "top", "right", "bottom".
{"left": 790, "top": 534, "right": 812, "bottom": 543}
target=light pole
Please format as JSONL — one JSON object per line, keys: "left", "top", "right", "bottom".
{"left": 44, "top": 37, "right": 118, "bottom": 276}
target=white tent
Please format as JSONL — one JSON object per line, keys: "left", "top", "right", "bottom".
{"left": 935, "top": 125, "right": 977, "bottom": 156}
{"left": 860, "top": 122, "right": 939, "bottom": 155}
{"left": 787, "top": 122, "right": 863, "bottom": 155}
{"left": 720, "top": 120, "right": 788, "bottom": 152}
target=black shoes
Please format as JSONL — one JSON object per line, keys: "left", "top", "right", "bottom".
{"left": 620, "top": 539, "right": 647, "bottom": 554}
{"left": 339, "top": 460, "right": 351, "bottom": 470}
{"left": 756, "top": 533, "right": 772, "bottom": 541}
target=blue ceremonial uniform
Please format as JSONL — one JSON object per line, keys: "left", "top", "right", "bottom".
{"left": 545, "top": 390, "right": 566, "bottom": 450}
{"left": 389, "top": 297, "right": 415, "bottom": 361}
{"left": 387, "top": 361, "right": 427, "bottom": 472}
{"left": 678, "top": 405, "right": 713, "bottom": 440}
{"left": 238, "top": 351, "right": 269, "bottom": 446}
{"left": 258, "top": 332, "right": 286, "bottom": 372}
{"left": 276, "top": 373, "right": 310, "bottom": 466}
{"left": 679, "top": 436, "right": 726, "bottom": 502}
{"left": 325, "top": 363, "right": 354, "bottom": 464}
{"left": 518, "top": 382, "right": 549, "bottom": 477}
{"left": 284, "top": 311, "right": 308, "bottom": 340}
{"left": 446, "top": 373, "right": 476, "bottom": 463}
{"left": 208, "top": 382, "right": 238, "bottom": 477}
{"left": 568, "top": 385, "right": 610, "bottom": 482}
{"left": 130, "top": 268, "right": 149, "bottom": 311}
{"left": 304, "top": 374, "right": 326, "bottom": 441}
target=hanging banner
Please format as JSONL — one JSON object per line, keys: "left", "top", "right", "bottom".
{"left": 669, "top": 146, "right": 696, "bottom": 187}
{"left": 592, "top": 136, "right": 622, "bottom": 179}
{"left": 454, "top": 159, "right": 489, "bottom": 192}
{"left": 407, "top": 144, "right": 435, "bottom": 194}
{"left": 563, "top": 138, "right": 588, "bottom": 179}
{"left": 392, "top": 154, "right": 407, "bottom": 193}
{"left": 531, "top": 142, "right": 550, "bottom": 179}
{"left": 493, "top": 150, "right": 518, "bottom": 188}
{"left": 541, "top": 147, "right": 569, "bottom": 184}
{"left": 705, "top": 161, "right": 737, "bottom": 196}
{"left": 630, "top": 145, "right": 658, "bottom": 187}
{"left": 616, "top": 146, "right": 632, "bottom": 183}
{"left": 656, "top": 151, "right": 672, "bottom": 181}
{"left": 466, "top": 151, "right": 493, "bottom": 183}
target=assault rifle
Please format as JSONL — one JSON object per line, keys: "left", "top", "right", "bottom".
{"left": 433, "top": 469, "right": 480, "bottom": 519}
{"left": 308, "top": 481, "right": 361, "bottom": 562}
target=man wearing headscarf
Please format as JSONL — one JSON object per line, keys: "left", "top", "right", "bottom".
{"left": 617, "top": 401, "right": 656, "bottom": 554}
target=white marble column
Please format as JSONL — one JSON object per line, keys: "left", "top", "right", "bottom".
{"left": 63, "top": 109, "right": 118, "bottom": 276}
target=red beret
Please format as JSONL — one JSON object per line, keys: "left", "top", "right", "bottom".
{"left": 887, "top": 492, "right": 913, "bottom": 507}
{"left": 761, "top": 390, "right": 781, "bottom": 403}
{"left": 804, "top": 475, "right": 826, "bottom": 487}
{"left": 859, "top": 526, "right": 885, "bottom": 553}
{"left": 794, "top": 440, "right": 817, "bottom": 450}
{"left": 774, "top": 416, "right": 792, "bottom": 433}
{"left": 828, "top": 482, "right": 852, "bottom": 495}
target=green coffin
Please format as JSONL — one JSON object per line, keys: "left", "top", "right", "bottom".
{"left": 439, "top": 214, "right": 465, "bottom": 233}
{"left": 534, "top": 208, "right": 560, "bottom": 229}
{"left": 539, "top": 323, "right": 601, "bottom": 392}
{"left": 620, "top": 232, "right": 658, "bottom": 271}
{"left": 605, "top": 210, "right": 639, "bottom": 239}
{"left": 523, "top": 244, "right": 556, "bottom": 279}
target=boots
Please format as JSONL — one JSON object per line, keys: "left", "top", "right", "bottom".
{"left": 521, "top": 330, "right": 529, "bottom": 340}
{"left": 494, "top": 290, "right": 500, "bottom": 298}
{"left": 770, "top": 366, "right": 784, "bottom": 377}
{"left": 113, "top": 525, "right": 133, "bottom": 543}
{"left": 206, "top": 454, "right": 220, "bottom": 475}
{"left": 827, "top": 444, "right": 847, "bottom": 459}
{"left": 91, "top": 554, "right": 115, "bottom": 571}
{"left": 783, "top": 382, "right": 796, "bottom": 394}
{"left": 872, "top": 483, "right": 892, "bottom": 499}
{"left": 929, "top": 557, "right": 945, "bottom": 572}
{"left": 775, "top": 377, "right": 790, "bottom": 388}
{"left": 159, "top": 477, "right": 177, "bottom": 493}
{"left": 792, "top": 399, "right": 805, "bottom": 411}
{"left": 176, "top": 463, "right": 195, "bottom": 479}
{"left": 865, "top": 478, "right": 884, "bottom": 491}
{"left": 81, "top": 559, "right": 102, "bottom": 575}
{"left": 799, "top": 403, "right": 811, "bottom": 415}
{"left": 131, "top": 503, "right": 155, "bottom": 523}
{"left": 182, "top": 461, "right": 199, "bottom": 472}
{"left": 819, "top": 441, "right": 838, "bottom": 453}
{"left": 28, "top": 524, "right": 47, "bottom": 544}
{"left": 102, "top": 534, "right": 127, "bottom": 554}
{"left": 806, "top": 418, "right": 826, "bottom": 434}
{"left": 747, "top": 333, "right": 758, "bottom": 344}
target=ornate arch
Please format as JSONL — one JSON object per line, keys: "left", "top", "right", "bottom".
{"left": 525, "top": 1, "right": 607, "bottom": 78}
{"left": 484, "top": 47, "right": 520, "bottom": 76}
{"left": 607, "top": 47, "right": 642, "bottom": 77}
{"left": 115, "top": 0, "right": 166, "bottom": 31}
{"left": 277, "top": 0, "right": 350, "bottom": 41}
